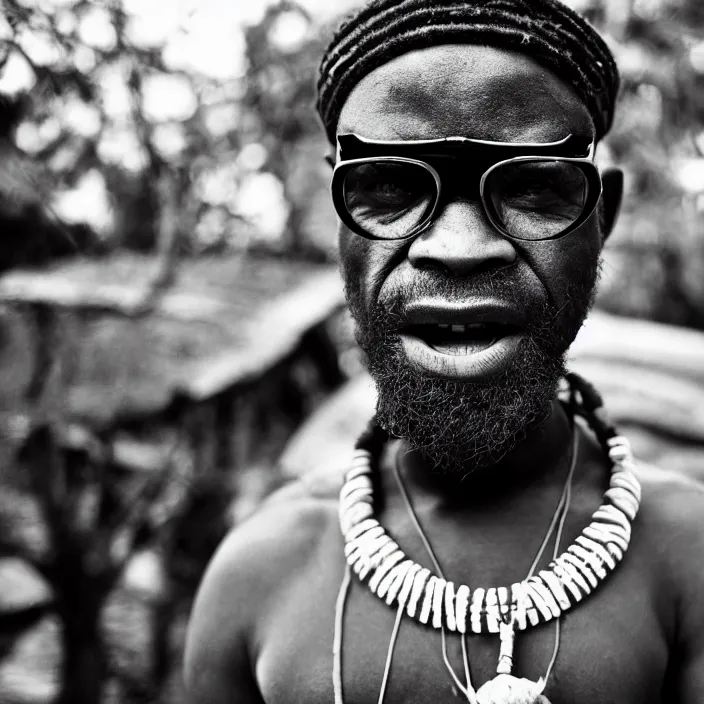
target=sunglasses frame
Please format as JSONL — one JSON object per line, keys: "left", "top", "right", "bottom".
{"left": 331, "top": 136, "right": 603, "bottom": 242}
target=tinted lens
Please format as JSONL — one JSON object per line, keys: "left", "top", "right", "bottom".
{"left": 342, "top": 160, "right": 437, "bottom": 239}
{"left": 485, "top": 160, "right": 589, "bottom": 240}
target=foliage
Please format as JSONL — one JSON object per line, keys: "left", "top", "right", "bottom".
{"left": 0, "top": 0, "right": 334, "bottom": 262}
{"left": 574, "top": 0, "right": 704, "bottom": 328}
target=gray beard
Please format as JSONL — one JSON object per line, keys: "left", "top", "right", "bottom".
{"left": 348, "top": 265, "right": 598, "bottom": 474}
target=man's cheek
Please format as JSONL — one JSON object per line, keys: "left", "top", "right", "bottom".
{"left": 338, "top": 227, "right": 406, "bottom": 311}
{"left": 517, "top": 230, "right": 601, "bottom": 309}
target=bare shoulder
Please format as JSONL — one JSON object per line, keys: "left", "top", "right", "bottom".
{"left": 635, "top": 462, "right": 704, "bottom": 595}
{"left": 192, "top": 463, "right": 346, "bottom": 624}
{"left": 637, "top": 461, "right": 704, "bottom": 531}
{"left": 183, "top": 465, "right": 345, "bottom": 702}
{"left": 636, "top": 463, "right": 704, "bottom": 698}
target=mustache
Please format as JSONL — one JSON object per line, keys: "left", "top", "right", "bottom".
{"left": 374, "top": 267, "right": 551, "bottom": 327}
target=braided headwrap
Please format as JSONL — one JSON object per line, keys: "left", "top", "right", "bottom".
{"left": 317, "top": 0, "right": 619, "bottom": 144}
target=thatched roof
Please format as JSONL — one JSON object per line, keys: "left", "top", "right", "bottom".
{"left": 0, "top": 253, "right": 345, "bottom": 428}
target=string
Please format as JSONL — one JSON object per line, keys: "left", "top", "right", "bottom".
{"left": 543, "top": 434, "right": 577, "bottom": 684}
{"left": 392, "top": 412, "right": 579, "bottom": 701}
{"left": 333, "top": 564, "right": 352, "bottom": 704}
{"left": 378, "top": 603, "right": 405, "bottom": 704}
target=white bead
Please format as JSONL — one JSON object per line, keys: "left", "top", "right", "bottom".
{"left": 396, "top": 563, "right": 421, "bottom": 609}
{"left": 570, "top": 544, "right": 606, "bottom": 580}
{"left": 607, "top": 543, "right": 624, "bottom": 561}
{"left": 471, "top": 588, "right": 485, "bottom": 634}
{"left": 527, "top": 578, "right": 561, "bottom": 619}
{"left": 594, "top": 505, "right": 632, "bottom": 538}
{"left": 564, "top": 550, "right": 599, "bottom": 587}
{"left": 485, "top": 589, "right": 501, "bottom": 633}
{"left": 607, "top": 436, "right": 632, "bottom": 451}
{"left": 584, "top": 523, "right": 628, "bottom": 553}
{"left": 340, "top": 475, "right": 373, "bottom": 500}
{"left": 339, "top": 485, "right": 373, "bottom": 509}
{"left": 345, "top": 464, "right": 370, "bottom": 481}
{"left": 432, "top": 578, "right": 447, "bottom": 629}
{"left": 553, "top": 557, "right": 589, "bottom": 598}
{"left": 591, "top": 523, "right": 631, "bottom": 554}
{"left": 339, "top": 491, "right": 372, "bottom": 520}
{"left": 352, "top": 554, "right": 368, "bottom": 576}
{"left": 346, "top": 460, "right": 372, "bottom": 476}
{"left": 407, "top": 568, "right": 430, "bottom": 618}
{"left": 344, "top": 526, "right": 384, "bottom": 557}
{"left": 539, "top": 570, "right": 571, "bottom": 610}
{"left": 610, "top": 471, "right": 642, "bottom": 502}
{"left": 444, "top": 582, "right": 457, "bottom": 632}
{"left": 497, "top": 586, "right": 510, "bottom": 621}
{"left": 526, "top": 605, "right": 540, "bottom": 627}
{"left": 576, "top": 535, "right": 616, "bottom": 570}
{"left": 555, "top": 555, "right": 591, "bottom": 596}
{"left": 369, "top": 551, "right": 403, "bottom": 592}
{"left": 609, "top": 445, "right": 632, "bottom": 463}
{"left": 385, "top": 561, "right": 414, "bottom": 605}
{"left": 345, "top": 518, "right": 378, "bottom": 543}
{"left": 361, "top": 535, "right": 393, "bottom": 564}
{"left": 419, "top": 577, "right": 437, "bottom": 625}
{"left": 605, "top": 487, "right": 638, "bottom": 520}
{"left": 550, "top": 562, "right": 582, "bottom": 603}
{"left": 455, "top": 585, "right": 470, "bottom": 634}
{"left": 510, "top": 583, "right": 527, "bottom": 631}
{"left": 378, "top": 560, "right": 412, "bottom": 600}
{"left": 523, "top": 582, "right": 553, "bottom": 622}
{"left": 341, "top": 502, "right": 374, "bottom": 534}
{"left": 368, "top": 540, "right": 398, "bottom": 569}
{"left": 357, "top": 558, "right": 376, "bottom": 581}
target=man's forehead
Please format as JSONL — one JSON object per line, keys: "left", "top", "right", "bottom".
{"left": 337, "top": 45, "right": 595, "bottom": 144}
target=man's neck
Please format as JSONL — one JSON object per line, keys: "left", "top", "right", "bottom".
{"left": 394, "top": 399, "right": 575, "bottom": 509}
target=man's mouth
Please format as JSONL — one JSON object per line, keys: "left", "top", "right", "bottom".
{"left": 390, "top": 300, "right": 527, "bottom": 380}
{"left": 402, "top": 322, "right": 518, "bottom": 356}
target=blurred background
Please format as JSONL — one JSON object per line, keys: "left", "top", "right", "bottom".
{"left": 0, "top": 0, "right": 702, "bottom": 702}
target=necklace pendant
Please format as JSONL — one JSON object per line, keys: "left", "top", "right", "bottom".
{"left": 476, "top": 674, "right": 551, "bottom": 704}
{"left": 497, "top": 620, "right": 516, "bottom": 675}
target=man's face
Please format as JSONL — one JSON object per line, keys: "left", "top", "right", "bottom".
{"left": 336, "top": 45, "right": 605, "bottom": 473}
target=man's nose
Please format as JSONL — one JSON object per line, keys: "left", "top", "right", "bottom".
{"left": 407, "top": 200, "right": 517, "bottom": 276}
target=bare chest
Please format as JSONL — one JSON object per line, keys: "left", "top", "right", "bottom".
{"left": 254, "top": 548, "right": 669, "bottom": 704}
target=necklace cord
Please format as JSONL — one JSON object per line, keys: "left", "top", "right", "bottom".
{"left": 333, "top": 565, "right": 351, "bottom": 704}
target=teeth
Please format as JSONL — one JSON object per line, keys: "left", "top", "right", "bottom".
{"left": 436, "top": 323, "right": 489, "bottom": 333}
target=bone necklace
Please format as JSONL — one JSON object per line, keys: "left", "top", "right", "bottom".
{"left": 334, "top": 400, "right": 641, "bottom": 704}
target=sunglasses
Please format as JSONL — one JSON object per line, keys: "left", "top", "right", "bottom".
{"left": 331, "top": 133, "right": 602, "bottom": 242}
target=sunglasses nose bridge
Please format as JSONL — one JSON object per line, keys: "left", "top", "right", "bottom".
{"left": 407, "top": 198, "right": 518, "bottom": 276}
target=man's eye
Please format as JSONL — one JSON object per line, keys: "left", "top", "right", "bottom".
{"left": 361, "top": 180, "right": 416, "bottom": 205}
{"left": 501, "top": 170, "right": 586, "bottom": 215}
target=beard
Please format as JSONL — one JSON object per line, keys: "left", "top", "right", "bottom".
{"left": 348, "top": 263, "right": 599, "bottom": 474}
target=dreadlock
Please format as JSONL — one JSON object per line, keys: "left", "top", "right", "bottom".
{"left": 317, "top": 0, "right": 619, "bottom": 144}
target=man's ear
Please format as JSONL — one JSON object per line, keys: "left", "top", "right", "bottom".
{"left": 600, "top": 167, "right": 624, "bottom": 241}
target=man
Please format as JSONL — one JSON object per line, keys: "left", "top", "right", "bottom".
{"left": 184, "top": 1, "right": 704, "bottom": 701}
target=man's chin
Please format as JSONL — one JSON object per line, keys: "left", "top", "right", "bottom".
{"left": 370, "top": 341, "right": 565, "bottom": 474}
